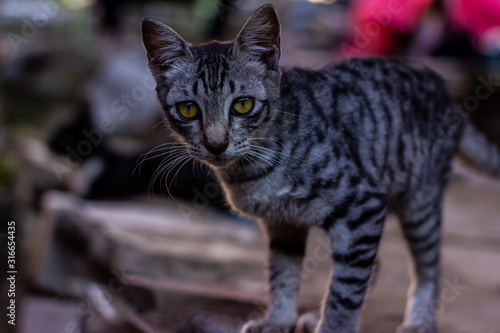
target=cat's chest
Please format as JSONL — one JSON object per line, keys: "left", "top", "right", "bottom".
{"left": 221, "top": 177, "right": 332, "bottom": 225}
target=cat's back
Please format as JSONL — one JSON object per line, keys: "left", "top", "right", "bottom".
{"left": 279, "top": 57, "right": 452, "bottom": 125}
{"left": 295, "top": 57, "right": 462, "bottom": 194}
{"left": 318, "top": 56, "right": 461, "bottom": 140}
{"left": 321, "top": 56, "right": 442, "bottom": 87}
{"left": 270, "top": 58, "right": 462, "bottom": 196}
{"left": 321, "top": 57, "right": 449, "bottom": 110}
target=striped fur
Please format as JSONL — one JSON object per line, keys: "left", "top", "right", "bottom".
{"left": 141, "top": 4, "right": 500, "bottom": 333}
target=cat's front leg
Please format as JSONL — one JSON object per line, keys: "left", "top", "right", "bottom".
{"left": 241, "top": 222, "right": 309, "bottom": 333}
{"left": 317, "top": 194, "right": 387, "bottom": 333}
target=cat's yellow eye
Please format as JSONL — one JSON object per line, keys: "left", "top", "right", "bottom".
{"left": 231, "top": 97, "right": 254, "bottom": 115}
{"left": 177, "top": 101, "right": 200, "bottom": 119}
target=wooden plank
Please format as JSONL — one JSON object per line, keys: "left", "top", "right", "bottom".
{"left": 39, "top": 175, "right": 500, "bottom": 332}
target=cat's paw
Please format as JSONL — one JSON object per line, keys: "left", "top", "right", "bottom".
{"left": 396, "top": 324, "right": 437, "bottom": 333}
{"left": 241, "top": 320, "right": 295, "bottom": 333}
{"left": 295, "top": 311, "right": 320, "bottom": 333}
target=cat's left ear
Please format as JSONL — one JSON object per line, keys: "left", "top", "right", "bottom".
{"left": 233, "top": 4, "right": 281, "bottom": 70}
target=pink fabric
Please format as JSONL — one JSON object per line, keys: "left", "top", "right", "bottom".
{"left": 343, "top": 0, "right": 500, "bottom": 55}
{"left": 345, "top": 0, "right": 435, "bottom": 55}
{"left": 352, "top": 0, "right": 435, "bottom": 33}
{"left": 447, "top": 0, "right": 500, "bottom": 37}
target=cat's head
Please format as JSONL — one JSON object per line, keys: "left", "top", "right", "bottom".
{"left": 141, "top": 4, "right": 281, "bottom": 168}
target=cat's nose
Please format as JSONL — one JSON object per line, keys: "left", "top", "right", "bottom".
{"left": 205, "top": 142, "right": 228, "bottom": 155}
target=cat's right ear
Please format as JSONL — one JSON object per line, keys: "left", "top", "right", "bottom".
{"left": 141, "top": 18, "right": 192, "bottom": 74}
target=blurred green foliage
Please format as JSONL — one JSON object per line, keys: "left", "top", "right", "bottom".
{"left": 0, "top": 156, "right": 16, "bottom": 192}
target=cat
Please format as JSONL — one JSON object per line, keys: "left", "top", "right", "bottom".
{"left": 140, "top": 4, "right": 500, "bottom": 333}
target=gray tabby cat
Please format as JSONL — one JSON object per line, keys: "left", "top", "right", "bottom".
{"left": 141, "top": 4, "right": 500, "bottom": 333}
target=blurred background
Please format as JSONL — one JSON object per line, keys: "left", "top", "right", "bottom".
{"left": 0, "top": 0, "right": 499, "bottom": 332}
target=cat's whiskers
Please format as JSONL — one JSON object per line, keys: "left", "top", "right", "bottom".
{"left": 152, "top": 118, "right": 167, "bottom": 129}
{"left": 160, "top": 155, "right": 191, "bottom": 200}
{"left": 136, "top": 142, "right": 176, "bottom": 163}
{"left": 273, "top": 109, "right": 297, "bottom": 117}
{"left": 135, "top": 142, "right": 189, "bottom": 175}
{"left": 148, "top": 151, "right": 186, "bottom": 192}
{"left": 135, "top": 147, "right": 185, "bottom": 175}
{"left": 247, "top": 143, "right": 294, "bottom": 171}
{"left": 247, "top": 140, "right": 288, "bottom": 161}
{"left": 241, "top": 153, "right": 262, "bottom": 177}
{"left": 147, "top": 145, "right": 193, "bottom": 200}
{"left": 168, "top": 155, "right": 195, "bottom": 193}
{"left": 150, "top": 154, "right": 192, "bottom": 200}
{"left": 245, "top": 145, "right": 296, "bottom": 185}
{"left": 248, "top": 137, "right": 285, "bottom": 149}
{"left": 256, "top": 147, "right": 295, "bottom": 184}
{"left": 191, "top": 155, "right": 203, "bottom": 178}
{"left": 244, "top": 150, "right": 293, "bottom": 191}
{"left": 162, "top": 145, "right": 205, "bottom": 198}
{"left": 248, "top": 137, "right": 305, "bottom": 163}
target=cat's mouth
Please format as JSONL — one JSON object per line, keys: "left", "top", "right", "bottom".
{"left": 190, "top": 148, "right": 243, "bottom": 168}
{"left": 208, "top": 158, "right": 231, "bottom": 167}
{"left": 194, "top": 154, "right": 235, "bottom": 168}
